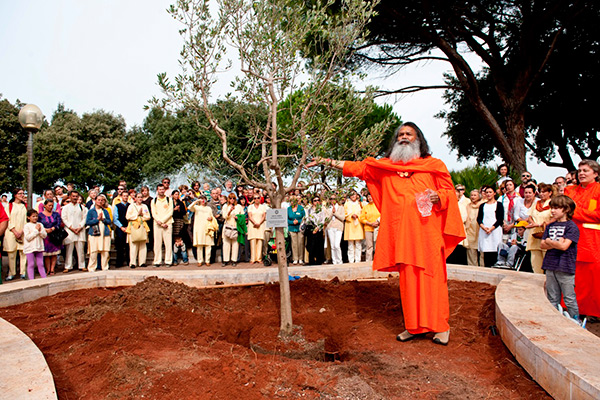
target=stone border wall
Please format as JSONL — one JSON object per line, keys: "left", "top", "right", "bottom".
{"left": 1, "top": 263, "right": 599, "bottom": 399}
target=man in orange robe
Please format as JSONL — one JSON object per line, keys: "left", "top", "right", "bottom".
{"left": 564, "top": 160, "right": 600, "bottom": 317}
{"left": 311, "top": 122, "right": 465, "bottom": 345}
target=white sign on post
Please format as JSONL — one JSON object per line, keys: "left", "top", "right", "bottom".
{"left": 266, "top": 208, "right": 288, "bottom": 228}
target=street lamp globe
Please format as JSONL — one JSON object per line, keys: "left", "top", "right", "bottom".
{"left": 18, "top": 104, "right": 44, "bottom": 207}
{"left": 18, "top": 104, "right": 44, "bottom": 131}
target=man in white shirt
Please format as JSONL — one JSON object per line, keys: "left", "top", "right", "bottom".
{"left": 62, "top": 190, "right": 88, "bottom": 272}
{"left": 151, "top": 184, "right": 174, "bottom": 266}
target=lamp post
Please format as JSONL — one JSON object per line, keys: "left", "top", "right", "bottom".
{"left": 18, "top": 104, "right": 44, "bottom": 208}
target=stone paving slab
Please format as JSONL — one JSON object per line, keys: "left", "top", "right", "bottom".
{"left": 1, "top": 263, "right": 599, "bottom": 400}
{"left": 0, "top": 317, "right": 56, "bottom": 399}
{"left": 495, "top": 273, "right": 600, "bottom": 400}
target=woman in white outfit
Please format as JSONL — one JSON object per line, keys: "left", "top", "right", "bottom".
{"left": 247, "top": 195, "right": 267, "bottom": 263}
{"left": 325, "top": 195, "right": 345, "bottom": 265}
{"left": 126, "top": 193, "right": 151, "bottom": 268}
{"left": 189, "top": 195, "right": 215, "bottom": 266}
{"left": 477, "top": 185, "right": 504, "bottom": 268}
{"left": 221, "top": 193, "right": 244, "bottom": 266}
{"left": 3, "top": 188, "right": 27, "bottom": 280}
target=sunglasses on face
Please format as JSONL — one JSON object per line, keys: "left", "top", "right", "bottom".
{"left": 522, "top": 175, "right": 531, "bottom": 178}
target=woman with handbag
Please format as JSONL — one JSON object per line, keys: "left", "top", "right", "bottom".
{"left": 526, "top": 183, "right": 555, "bottom": 274}
{"left": 221, "top": 193, "right": 243, "bottom": 266}
{"left": 40, "top": 199, "right": 64, "bottom": 275}
{"left": 189, "top": 195, "right": 215, "bottom": 266}
{"left": 126, "top": 193, "right": 151, "bottom": 268}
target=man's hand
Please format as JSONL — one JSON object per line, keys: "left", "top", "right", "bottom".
{"left": 305, "top": 158, "right": 322, "bottom": 168}
{"left": 429, "top": 191, "right": 440, "bottom": 204}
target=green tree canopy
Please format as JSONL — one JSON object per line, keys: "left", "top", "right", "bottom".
{"left": 347, "top": 0, "right": 591, "bottom": 172}
{"left": 138, "top": 100, "right": 268, "bottom": 182}
{"left": 32, "top": 105, "right": 142, "bottom": 192}
{"left": 0, "top": 96, "right": 27, "bottom": 194}
{"left": 277, "top": 82, "right": 400, "bottom": 185}
{"left": 438, "top": 1, "right": 600, "bottom": 172}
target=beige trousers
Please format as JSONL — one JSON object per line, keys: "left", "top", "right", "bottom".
{"left": 365, "top": 231, "right": 375, "bottom": 262}
{"left": 289, "top": 231, "right": 304, "bottom": 262}
{"left": 129, "top": 241, "right": 147, "bottom": 266}
{"left": 530, "top": 249, "right": 546, "bottom": 274}
{"left": 222, "top": 236, "right": 239, "bottom": 262}
{"left": 195, "top": 245, "right": 211, "bottom": 263}
{"left": 466, "top": 248, "right": 479, "bottom": 266}
{"left": 153, "top": 222, "right": 173, "bottom": 265}
{"left": 88, "top": 251, "right": 109, "bottom": 271}
{"left": 250, "top": 239, "right": 263, "bottom": 263}
{"left": 8, "top": 251, "right": 26, "bottom": 276}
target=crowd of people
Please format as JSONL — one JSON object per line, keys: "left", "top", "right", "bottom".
{"left": 451, "top": 160, "right": 600, "bottom": 323}
{"left": 0, "top": 177, "right": 383, "bottom": 282}
{"left": 1, "top": 158, "right": 598, "bottom": 326}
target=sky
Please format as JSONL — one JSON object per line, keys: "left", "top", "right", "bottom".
{"left": 0, "top": 0, "right": 568, "bottom": 186}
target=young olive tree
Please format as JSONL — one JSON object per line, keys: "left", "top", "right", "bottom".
{"left": 152, "top": 0, "right": 385, "bottom": 336}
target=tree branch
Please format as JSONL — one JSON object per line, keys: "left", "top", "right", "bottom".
{"left": 374, "top": 85, "right": 456, "bottom": 96}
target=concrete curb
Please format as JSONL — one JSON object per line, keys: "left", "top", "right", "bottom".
{"left": 1, "top": 263, "right": 599, "bottom": 399}
{"left": 0, "top": 317, "right": 56, "bottom": 399}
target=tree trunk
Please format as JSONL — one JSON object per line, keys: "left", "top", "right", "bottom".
{"left": 274, "top": 226, "right": 293, "bottom": 336}
{"left": 502, "top": 111, "right": 528, "bottom": 173}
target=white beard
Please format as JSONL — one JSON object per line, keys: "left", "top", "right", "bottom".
{"left": 389, "top": 139, "right": 421, "bottom": 163}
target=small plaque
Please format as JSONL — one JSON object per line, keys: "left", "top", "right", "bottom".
{"left": 266, "top": 208, "right": 288, "bottom": 228}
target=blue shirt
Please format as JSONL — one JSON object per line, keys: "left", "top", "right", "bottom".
{"left": 287, "top": 206, "right": 305, "bottom": 232}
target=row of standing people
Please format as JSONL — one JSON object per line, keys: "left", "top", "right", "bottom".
{"left": 453, "top": 160, "right": 600, "bottom": 320}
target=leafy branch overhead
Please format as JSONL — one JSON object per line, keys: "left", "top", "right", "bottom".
{"left": 152, "top": 0, "right": 389, "bottom": 337}
{"left": 151, "top": 0, "right": 393, "bottom": 193}
{"left": 346, "top": 0, "right": 595, "bottom": 171}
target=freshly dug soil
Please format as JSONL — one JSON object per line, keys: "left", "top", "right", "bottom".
{"left": 0, "top": 277, "right": 550, "bottom": 399}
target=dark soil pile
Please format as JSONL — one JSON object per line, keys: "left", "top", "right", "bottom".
{"left": 0, "top": 277, "right": 550, "bottom": 399}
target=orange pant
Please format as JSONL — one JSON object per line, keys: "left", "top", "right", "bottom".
{"left": 398, "top": 263, "right": 449, "bottom": 334}
{"left": 576, "top": 261, "right": 600, "bottom": 317}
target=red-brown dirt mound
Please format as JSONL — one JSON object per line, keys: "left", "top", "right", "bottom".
{"left": 0, "top": 277, "right": 550, "bottom": 399}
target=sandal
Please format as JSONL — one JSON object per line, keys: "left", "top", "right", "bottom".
{"left": 396, "top": 330, "right": 422, "bottom": 342}
{"left": 432, "top": 330, "right": 450, "bottom": 346}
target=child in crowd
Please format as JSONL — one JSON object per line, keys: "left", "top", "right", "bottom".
{"left": 496, "top": 221, "right": 528, "bottom": 268}
{"left": 540, "top": 195, "right": 582, "bottom": 324}
{"left": 23, "top": 209, "right": 48, "bottom": 280}
{"left": 202, "top": 183, "right": 212, "bottom": 201}
{"left": 173, "top": 236, "right": 189, "bottom": 265}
